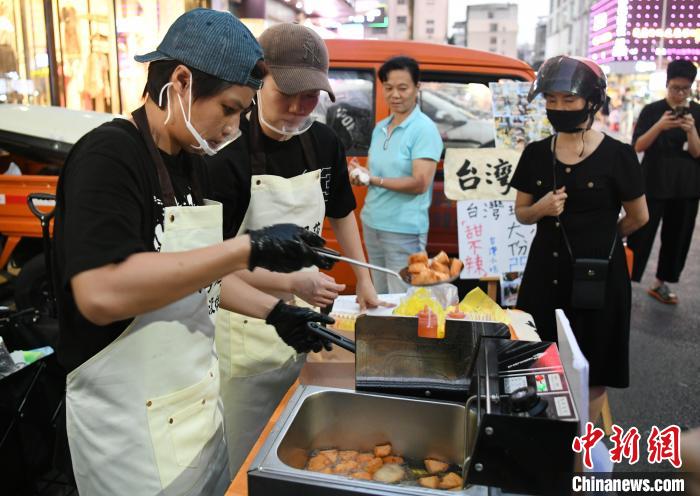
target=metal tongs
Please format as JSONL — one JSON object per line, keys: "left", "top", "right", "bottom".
{"left": 307, "top": 322, "right": 356, "bottom": 353}
{"left": 312, "top": 246, "right": 458, "bottom": 287}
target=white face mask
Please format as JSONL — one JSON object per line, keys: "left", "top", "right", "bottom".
{"left": 158, "top": 74, "right": 241, "bottom": 156}
{"left": 256, "top": 90, "right": 315, "bottom": 139}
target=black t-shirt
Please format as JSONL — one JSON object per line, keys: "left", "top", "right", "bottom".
{"left": 53, "top": 118, "right": 210, "bottom": 373}
{"left": 205, "top": 117, "right": 356, "bottom": 239}
{"left": 632, "top": 99, "right": 700, "bottom": 199}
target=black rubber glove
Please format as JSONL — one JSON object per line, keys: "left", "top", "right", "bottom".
{"left": 248, "top": 224, "right": 335, "bottom": 273}
{"left": 266, "top": 300, "right": 335, "bottom": 354}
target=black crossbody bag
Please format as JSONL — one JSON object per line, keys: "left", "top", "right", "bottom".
{"left": 552, "top": 135, "right": 616, "bottom": 310}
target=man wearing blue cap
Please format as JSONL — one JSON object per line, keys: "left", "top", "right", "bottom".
{"left": 53, "top": 9, "right": 336, "bottom": 495}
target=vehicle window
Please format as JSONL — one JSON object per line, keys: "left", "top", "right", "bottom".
{"left": 312, "top": 69, "right": 375, "bottom": 157}
{"left": 419, "top": 81, "right": 496, "bottom": 149}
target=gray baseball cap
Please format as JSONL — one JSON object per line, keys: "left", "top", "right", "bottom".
{"left": 135, "top": 8, "right": 263, "bottom": 89}
{"left": 259, "top": 23, "right": 335, "bottom": 102}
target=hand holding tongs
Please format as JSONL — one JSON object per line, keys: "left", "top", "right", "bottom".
{"left": 313, "top": 246, "right": 406, "bottom": 283}
{"left": 306, "top": 322, "right": 356, "bottom": 353}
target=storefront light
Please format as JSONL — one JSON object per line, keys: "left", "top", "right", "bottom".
{"left": 635, "top": 60, "right": 657, "bottom": 72}
{"left": 593, "top": 12, "right": 608, "bottom": 32}
{"left": 649, "top": 70, "right": 667, "bottom": 92}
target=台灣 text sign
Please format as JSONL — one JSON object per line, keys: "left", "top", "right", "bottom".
{"left": 444, "top": 148, "right": 522, "bottom": 201}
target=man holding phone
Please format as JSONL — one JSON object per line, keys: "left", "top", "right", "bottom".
{"left": 628, "top": 59, "right": 700, "bottom": 304}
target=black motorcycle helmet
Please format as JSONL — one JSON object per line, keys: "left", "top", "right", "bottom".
{"left": 528, "top": 55, "right": 607, "bottom": 124}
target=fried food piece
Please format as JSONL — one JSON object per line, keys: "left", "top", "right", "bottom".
{"left": 373, "top": 443, "right": 393, "bottom": 458}
{"left": 439, "top": 472, "right": 464, "bottom": 489}
{"left": 319, "top": 449, "right": 338, "bottom": 464}
{"left": 307, "top": 454, "right": 331, "bottom": 471}
{"left": 449, "top": 258, "right": 464, "bottom": 277}
{"left": 430, "top": 261, "right": 450, "bottom": 275}
{"left": 419, "top": 475, "right": 440, "bottom": 489}
{"left": 363, "top": 457, "right": 384, "bottom": 474}
{"left": 338, "top": 450, "right": 359, "bottom": 461}
{"left": 320, "top": 466, "right": 333, "bottom": 474}
{"left": 409, "top": 251, "right": 429, "bottom": 265}
{"left": 356, "top": 452, "right": 374, "bottom": 464}
{"left": 382, "top": 455, "right": 404, "bottom": 465}
{"left": 411, "top": 270, "right": 438, "bottom": 285}
{"left": 333, "top": 460, "right": 360, "bottom": 474}
{"left": 351, "top": 471, "right": 372, "bottom": 480}
{"left": 434, "top": 251, "right": 449, "bottom": 265}
{"left": 435, "top": 271, "right": 450, "bottom": 281}
{"left": 372, "top": 463, "right": 405, "bottom": 483}
{"left": 425, "top": 458, "right": 449, "bottom": 474}
{"left": 408, "top": 262, "right": 428, "bottom": 274}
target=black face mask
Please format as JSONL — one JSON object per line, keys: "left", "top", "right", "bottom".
{"left": 546, "top": 108, "right": 589, "bottom": 133}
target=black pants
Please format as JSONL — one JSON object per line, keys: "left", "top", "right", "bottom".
{"left": 627, "top": 197, "right": 699, "bottom": 283}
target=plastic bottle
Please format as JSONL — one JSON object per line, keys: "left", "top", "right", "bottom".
{"left": 417, "top": 305, "right": 438, "bottom": 338}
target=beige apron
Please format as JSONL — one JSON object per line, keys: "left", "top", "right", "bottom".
{"left": 65, "top": 107, "right": 229, "bottom": 495}
{"left": 216, "top": 115, "right": 325, "bottom": 477}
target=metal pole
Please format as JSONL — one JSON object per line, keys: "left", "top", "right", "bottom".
{"left": 111, "top": 0, "right": 123, "bottom": 114}
{"left": 657, "top": 0, "right": 667, "bottom": 72}
{"left": 43, "top": 0, "right": 60, "bottom": 106}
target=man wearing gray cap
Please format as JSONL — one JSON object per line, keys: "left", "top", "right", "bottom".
{"left": 206, "top": 23, "right": 387, "bottom": 476}
{"left": 53, "top": 10, "right": 336, "bottom": 495}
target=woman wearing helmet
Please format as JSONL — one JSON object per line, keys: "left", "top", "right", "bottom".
{"left": 509, "top": 56, "right": 649, "bottom": 422}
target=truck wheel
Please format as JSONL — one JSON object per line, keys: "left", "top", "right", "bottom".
{"left": 14, "top": 254, "right": 52, "bottom": 315}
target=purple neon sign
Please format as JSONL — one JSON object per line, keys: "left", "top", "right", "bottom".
{"left": 588, "top": 0, "right": 700, "bottom": 63}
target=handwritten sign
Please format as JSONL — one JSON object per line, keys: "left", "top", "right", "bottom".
{"left": 444, "top": 148, "right": 522, "bottom": 201}
{"left": 456, "top": 200, "right": 536, "bottom": 279}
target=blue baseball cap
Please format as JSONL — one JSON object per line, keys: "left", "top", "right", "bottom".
{"left": 135, "top": 8, "right": 263, "bottom": 89}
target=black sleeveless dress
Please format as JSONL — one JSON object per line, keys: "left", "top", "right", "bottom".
{"left": 510, "top": 135, "right": 644, "bottom": 388}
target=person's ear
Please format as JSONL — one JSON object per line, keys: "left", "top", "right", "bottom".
{"left": 171, "top": 65, "right": 192, "bottom": 97}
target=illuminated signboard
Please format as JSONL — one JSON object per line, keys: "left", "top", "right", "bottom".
{"left": 588, "top": 0, "right": 699, "bottom": 63}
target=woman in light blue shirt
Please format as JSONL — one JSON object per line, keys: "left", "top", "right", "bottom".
{"left": 350, "top": 56, "right": 443, "bottom": 293}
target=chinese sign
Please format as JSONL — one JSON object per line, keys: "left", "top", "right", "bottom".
{"left": 489, "top": 81, "right": 551, "bottom": 151}
{"left": 444, "top": 148, "right": 522, "bottom": 201}
{"left": 573, "top": 421, "right": 682, "bottom": 469}
{"left": 456, "top": 200, "right": 536, "bottom": 279}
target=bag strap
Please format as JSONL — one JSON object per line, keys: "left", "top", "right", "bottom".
{"left": 132, "top": 106, "right": 203, "bottom": 207}
{"left": 551, "top": 134, "right": 616, "bottom": 261}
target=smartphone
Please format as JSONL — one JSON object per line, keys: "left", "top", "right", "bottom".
{"left": 672, "top": 106, "right": 690, "bottom": 118}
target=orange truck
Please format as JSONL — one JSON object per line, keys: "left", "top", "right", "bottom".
{"left": 319, "top": 39, "right": 534, "bottom": 293}
{"left": 0, "top": 40, "right": 533, "bottom": 309}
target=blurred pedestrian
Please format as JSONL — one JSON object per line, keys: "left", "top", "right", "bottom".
{"left": 510, "top": 56, "right": 648, "bottom": 423}
{"left": 349, "top": 56, "right": 443, "bottom": 293}
{"left": 627, "top": 59, "right": 700, "bottom": 304}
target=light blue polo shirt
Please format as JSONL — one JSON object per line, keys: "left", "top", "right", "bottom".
{"left": 361, "top": 105, "right": 443, "bottom": 234}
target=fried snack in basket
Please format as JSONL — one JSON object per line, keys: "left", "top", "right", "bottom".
{"left": 408, "top": 262, "right": 426, "bottom": 274}
{"left": 408, "top": 251, "right": 429, "bottom": 265}
{"left": 430, "top": 261, "right": 450, "bottom": 275}
{"left": 449, "top": 258, "right": 464, "bottom": 277}
{"left": 407, "top": 250, "right": 461, "bottom": 285}
{"left": 433, "top": 250, "right": 450, "bottom": 265}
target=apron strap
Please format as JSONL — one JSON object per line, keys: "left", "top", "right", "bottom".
{"left": 248, "top": 106, "right": 318, "bottom": 176}
{"left": 132, "top": 106, "right": 203, "bottom": 207}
